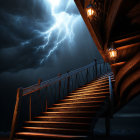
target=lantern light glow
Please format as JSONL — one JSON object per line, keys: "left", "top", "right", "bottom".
{"left": 86, "top": 4, "right": 96, "bottom": 18}
{"left": 108, "top": 48, "right": 118, "bottom": 60}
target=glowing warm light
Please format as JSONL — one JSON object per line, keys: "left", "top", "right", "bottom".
{"left": 108, "top": 48, "right": 118, "bottom": 60}
{"left": 86, "top": 4, "right": 96, "bottom": 18}
{"left": 87, "top": 8, "right": 95, "bottom": 17}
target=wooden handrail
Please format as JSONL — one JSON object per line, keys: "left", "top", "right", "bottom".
{"left": 22, "top": 59, "right": 106, "bottom": 96}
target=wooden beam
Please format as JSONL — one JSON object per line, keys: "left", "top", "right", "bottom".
{"left": 105, "top": 0, "right": 123, "bottom": 45}
{"left": 114, "top": 34, "right": 140, "bottom": 44}
{"left": 74, "top": 0, "right": 107, "bottom": 61}
{"left": 117, "top": 42, "right": 140, "bottom": 50}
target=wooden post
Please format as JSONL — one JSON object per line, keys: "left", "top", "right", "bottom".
{"left": 75, "top": 74, "right": 78, "bottom": 89}
{"left": 67, "top": 75, "right": 70, "bottom": 93}
{"left": 86, "top": 68, "right": 89, "bottom": 83}
{"left": 38, "top": 79, "right": 43, "bottom": 112}
{"left": 45, "top": 97, "right": 48, "bottom": 111}
{"left": 45, "top": 87, "right": 48, "bottom": 111}
{"left": 58, "top": 74, "right": 61, "bottom": 99}
{"left": 9, "top": 88, "right": 23, "bottom": 140}
{"left": 100, "top": 63, "right": 102, "bottom": 75}
{"left": 94, "top": 59, "right": 97, "bottom": 78}
{"left": 29, "top": 95, "right": 32, "bottom": 121}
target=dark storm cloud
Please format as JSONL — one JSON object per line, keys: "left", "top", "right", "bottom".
{"left": 0, "top": 0, "right": 102, "bottom": 82}
{"left": 0, "top": 0, "right": 54, "bottom": 72}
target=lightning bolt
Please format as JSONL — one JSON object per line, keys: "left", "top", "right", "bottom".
{"left": 39, "top": 0, "right": 80, "bottom": 63}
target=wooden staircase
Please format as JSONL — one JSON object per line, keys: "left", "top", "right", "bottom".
{"left": 14, "top": 74, "right": 114, "bottom": 140}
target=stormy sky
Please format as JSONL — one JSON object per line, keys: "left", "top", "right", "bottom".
{"left": 0, "top": 0, "right": 101, "bottom": 86}
{"left": 0, "top": 0, "right": 140, "bottom": 134}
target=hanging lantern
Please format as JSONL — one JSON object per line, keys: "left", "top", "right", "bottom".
{"left": 86, "top": 0, "right": 97, "bottom": 19}
{"left": 86, "top": 4, "right": 95, "bottom": 18}
{"left": 108, "top": 48, "right": 118, "bottom": 60}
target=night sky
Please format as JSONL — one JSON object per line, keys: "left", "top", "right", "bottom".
{"left": 0, "top": 0, "right": 140, "bottom": 136}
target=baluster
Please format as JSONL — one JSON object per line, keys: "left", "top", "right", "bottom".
{"left": 86, "top": 68, "right": 89, "bottom": 83}
{"left": 38, "top": 79, "right": 43, "bottom": 112}
{"left": 94, "top": 59, "right": 97, "bottom": 78}
{"left": 29, "top": 95, "right": 32, "bottom": 121}
{"left": 75, "top": 73, "right": 78, "bottom": 89}
{"left": 63, "top": 79, "right": 66, "bottom": 97}
{"left": 45, "top": 87, "right": 48, "bottom": 111}
{"left": 58, "top": 74, "right": 61, "bottom": 99}
{"left": 92, "top": 65, "right": 94, "bottom": 80}
{"left": 71, "top": 75, "right": 73, "bottom": 91}
{"left": 67, "top": 74, "right": 70, "bottom": 94}
{"left": 100, "top": 63, "right": 102, "bottom": 76}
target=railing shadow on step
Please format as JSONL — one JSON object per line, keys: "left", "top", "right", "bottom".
{"left": 9, "top": 59, "right": 111, "bottom": 140}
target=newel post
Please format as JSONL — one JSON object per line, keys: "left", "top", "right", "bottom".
{"left": 9, "top": 88, "right": 23, "bottom": 140}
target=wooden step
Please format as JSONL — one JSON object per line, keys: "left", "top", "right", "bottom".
{"left": 76, "top": 81, "right": 109, "bottom": 89}
{"left": 67, "top": 92, "right": 109, "bottom": 98}
{"left": 34, "top": 116, "right": 92, "bottom": 123}
{"left": 70, "top": 89, "right": 109, "bottom": 95}
{"left": 77, "top": 84, "right": 109, "bottom": 91}
{"left": 16, "top": 132, "right": 87, "bottom": 140}
{"left": 47, "top": 105, "right": 100, "bottom": 112}
{"left": 59, "top": 96, "right": 106, "bottom": 103}
{"left": 42, "top": 111, "right": 96, "bottom": 117}
{"left": 22, "top": 126, "right": 89, "bottom": 135}
{"left": 24, "top": 121, "right": 90, "bottom": 129}
{"left": 76, "top": 86, "right": 109, "bottom": 92}
{"left": 53, "top": 101, "right": 104, "bottom": 107}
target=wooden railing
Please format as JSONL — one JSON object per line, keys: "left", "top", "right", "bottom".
{"left": 9, "top": 59, "right": 111, "bottom": 140}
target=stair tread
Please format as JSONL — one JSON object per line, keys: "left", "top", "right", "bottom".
{"left": 54, "top": 100, "right": 103, "bottom": 105}
{"left": 77, "top": 84, "right": 109, "bottom": 89}
{"left": 71, "top": 90, "right": 109, "bottom": 95}
{"left": 16, "top": 132, "right": 87, "bottom": 139}
{"left": 67, "top": 92, "right": 109, "bottom": 97}
{"left": 48, "top": 105, "right": 99, "bottom": 109}
{"left": 78, "top": 84, "right": 109, "bottom": 89}
{"left": 25, "top": 121, "right": 89, "bottom": 125}
{"left": 35, "top": 116, "right": 92, "bottom": 119}
{"left": 42, "top": 111, "right": 96, "bottom": 114}
{"left": 60, "top": 97, "right": 106, "bottom": 102}
{"left": 61, "top": 96, "right": 106, "bottom": 101}
{"left": 23, "top": 126, "right": 88, "bottom": 132}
